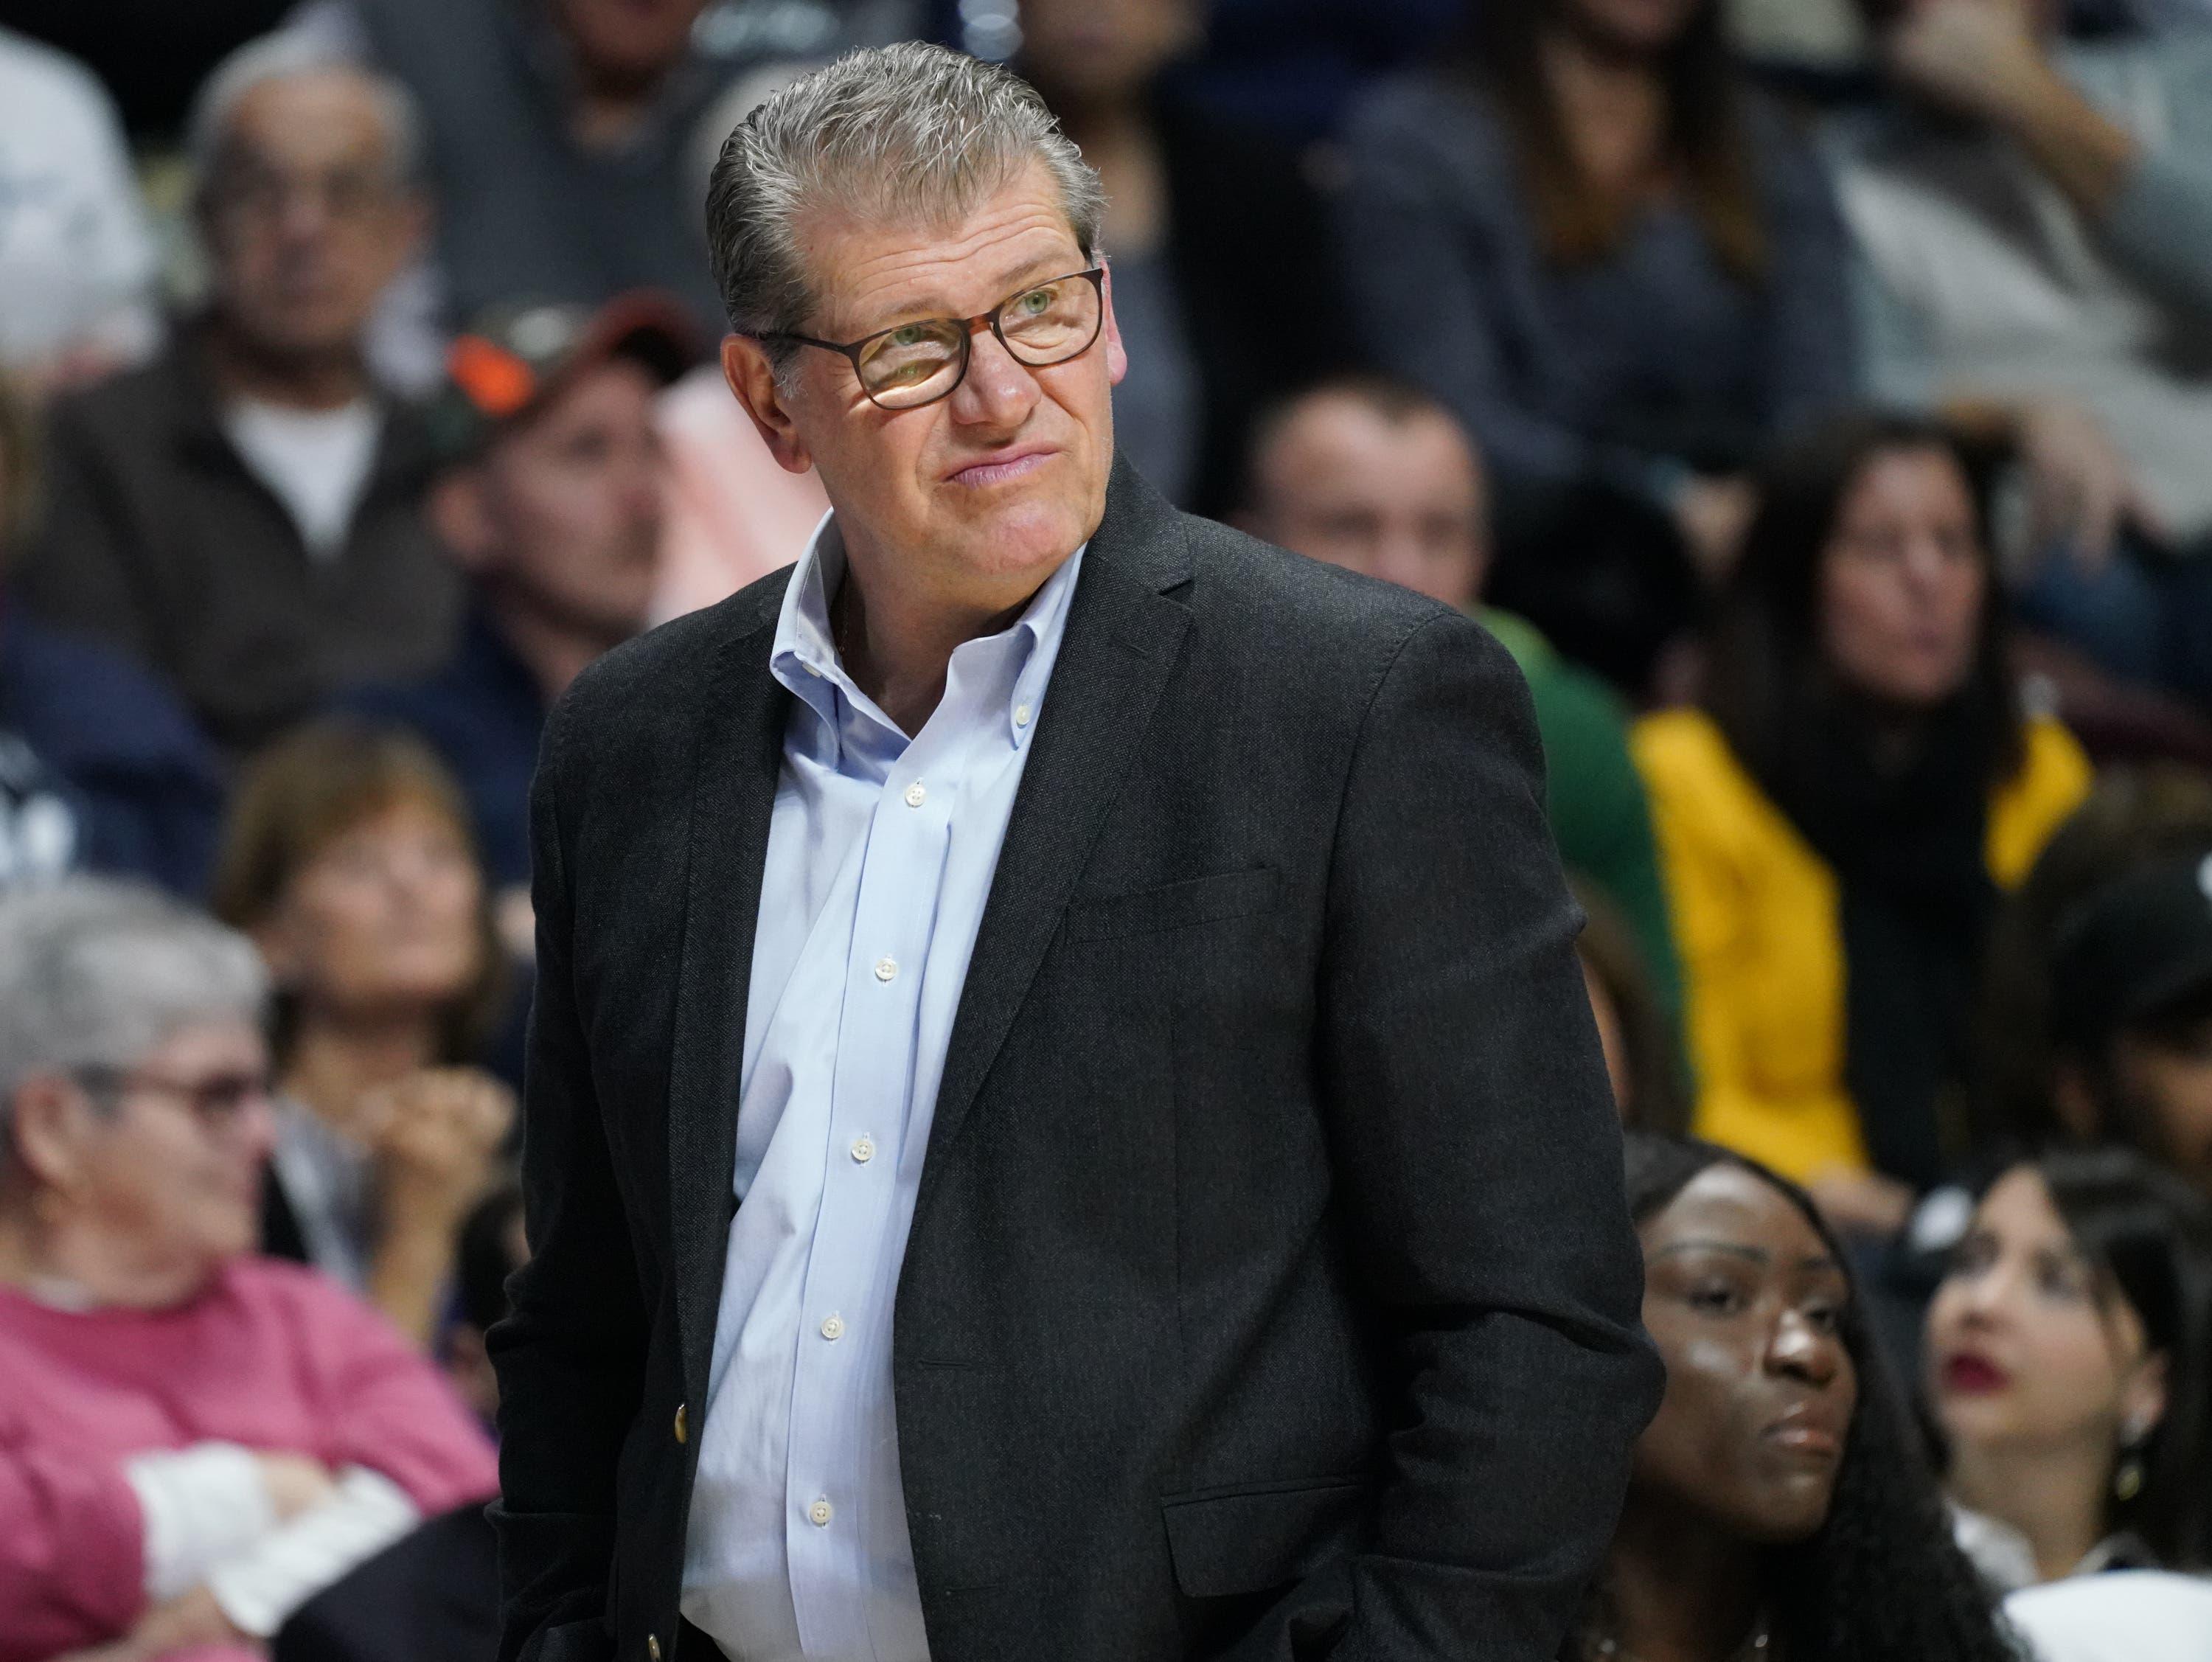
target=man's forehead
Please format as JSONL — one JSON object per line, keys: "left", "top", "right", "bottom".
{"left": 798, "top": 175, "right": 1084, "bottom": 336}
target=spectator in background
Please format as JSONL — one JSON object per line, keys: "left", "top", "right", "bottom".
{"left": 343, "top": 294, "right": 695, "bottom": 905}
{"left": 1572, "top": 1131, "right": 2014, "bottom": 1662}
{"left": 291, "top": 0, "right": 762, "bottom": 343}
{"left": 214, "top": 721, "right": 512, "bottom": 1351}
{"left": 1978, "top": 764, "right": 2212, "bottom": 1150}
{"left": 1014, "top": 0, "right": 1353, "bottom": 514}
{"left": 0, "top": 878, "right": 497, "bottom": 1662}
{"left": 1238, "top": 375, "right": 1685, "bottom": 1036}
{"left": 16, "top": 36, "right": 459, "bottom": 754}
{"left": 1837, "top": 0, "right": 2212, "bottom": 698}
{"left": 1924, "top": 1147, "right": 2212, "bottom": 1587}
{"left": 1338, "top": 0, "right": 1857, "bottom": 591}
{"left": 0, "top": 375, "right": 225, "bottom": 897}
{"left": 1636, "top": 414, "right": 2090, "bottom": 1237}
{"left": 2045, "top": 851, "right": 2212, "bottom": 1197}
{"left": 0, "top": 26, "right": 161, "bottom": 396}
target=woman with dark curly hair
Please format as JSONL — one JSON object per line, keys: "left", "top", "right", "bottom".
{"left": 1569, "top": 1131, "right": 2014, "bottom": 1662}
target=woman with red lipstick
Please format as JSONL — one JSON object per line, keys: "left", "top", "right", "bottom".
{"left": 1570, "top": 1131, "right": 2014, "bottom": 1662}
{"left": 1925, "top": 1147, "right": 2212, "bottom": 1590}
{"left": 1635, "top": 414, "right": 2090, "bottom": 1239}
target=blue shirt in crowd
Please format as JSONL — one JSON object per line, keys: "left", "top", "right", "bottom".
{"left": 678, "top": 515, "right": 1082, "bottom": 1661}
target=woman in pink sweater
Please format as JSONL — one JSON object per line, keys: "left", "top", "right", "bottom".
{"left": 0, "top": 880, "right": 498, "bottom": 1662}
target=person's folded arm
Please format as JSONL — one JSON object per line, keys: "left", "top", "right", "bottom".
{"left": 0, "top": 1416, "right": 152, "bottom": 1662}
{"left": 122, "top": 1442, "right": 278, "bottom": 1605}
{"left": 487, "top": 703, "right": 650, "bottom": 1662}
{"left": 203, "top": 1465, "right": 420, "bottom": 1639}
{"left": 1315, "top": 611, "right": 1664, "bottom": 1661}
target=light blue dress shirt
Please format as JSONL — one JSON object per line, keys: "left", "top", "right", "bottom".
{"left": 679, "top": 513, "right": 1085, "bottom": 1661}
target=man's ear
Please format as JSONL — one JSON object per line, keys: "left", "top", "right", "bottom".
{"left": 428, "top": 467, "right": 498, "bottom": 577}
{"left": 1099, "top": 260, "right": 1129, "bottom": 389}
{"left": 723, "top": 335, "right": 815, "bottom": 476}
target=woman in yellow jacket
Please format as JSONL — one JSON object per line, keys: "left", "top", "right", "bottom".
{"left": 1635, "top": 414, "right": 2090, "bottom": 1235}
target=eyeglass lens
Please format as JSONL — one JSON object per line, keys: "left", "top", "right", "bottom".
{"left": 855, "top": 273, "right": 1101, "bottom": 408}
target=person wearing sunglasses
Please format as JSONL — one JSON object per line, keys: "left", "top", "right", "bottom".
{"left": 493, "top": 39, "right": 1660, "bottom": 1662}
{"left": 0, "top": 877, "right": 496, "bottom": 1662}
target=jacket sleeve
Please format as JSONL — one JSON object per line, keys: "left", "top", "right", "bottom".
{"left": 1312, "top": 613, "right": 1663, "bottom": 1661}
{"left": 488, "top": 705, "right": 649, "bottom": 1662}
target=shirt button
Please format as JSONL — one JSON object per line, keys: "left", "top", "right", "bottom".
{"left": 904, "top": 781, "right": 927, "bottom": 807}
{"left": 874, "top": 956, "right": 897, "bottom": 983}
{"left": 672, "top": 1402, "right": 687, "bottom": 1444}
{"left": 819, "top": 1313, "right": 846, "bottom": 1341}
{"left": 803, "top": 663, "right": 822, "bottom": 678}
{"left": 809, "top": 1497, "right": 833, "bottom": 1527}
{"left": 850, "top": 1136, "right": 875, "bottom": 1164}
{"left": 1014, "top": 703, "right": 1032, "bottom": 728}
{"left": 647, "top": 1637, "right": 661, "bottom": 1662}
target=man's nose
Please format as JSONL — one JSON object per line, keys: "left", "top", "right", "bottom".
{"left": 947, "top": 324, "right": 1041, "bottom": 429}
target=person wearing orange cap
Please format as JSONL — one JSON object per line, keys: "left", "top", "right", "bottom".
{"left": 338, "top": 293, "right": 698, "bottom": 925}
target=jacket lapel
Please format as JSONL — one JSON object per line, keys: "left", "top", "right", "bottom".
{"left": 667, "top": 585, "right": 793, "bottom": 1412}
{"left": 917, "top": 460, "right": 1194, "bottom": 1211}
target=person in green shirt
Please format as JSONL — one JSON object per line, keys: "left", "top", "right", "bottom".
{"left": 1238, "top": 375, "right": 1685, "bottom": 1057}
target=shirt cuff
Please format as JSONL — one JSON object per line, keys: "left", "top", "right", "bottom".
{"left": 123, "top": 1442, "right": 278, "bottom": 1604}
{"left": 204, "top": 1466, "right": 420, "bottom": 1639}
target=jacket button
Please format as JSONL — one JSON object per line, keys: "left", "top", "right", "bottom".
{"left": 673, "top": 1403, "right": 687, "bottom": 1445}
{"left": 647, "top": 1636, "right": 661, "bottom": 1662}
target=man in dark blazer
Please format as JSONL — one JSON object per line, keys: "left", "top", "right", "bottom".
{"left": 490, "top": 42, "right": 1661, "bottom": 1662}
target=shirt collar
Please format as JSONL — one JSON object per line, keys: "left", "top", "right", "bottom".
{"left": 768, "top": 510, "right": 1087, "bottom": 762}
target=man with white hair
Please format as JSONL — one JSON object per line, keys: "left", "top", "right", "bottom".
{"left": 16, "top": 35, "right": 460, "bottom": 752}
{"left": 493, "top": 42, "right": 1660, "bottom": 1662}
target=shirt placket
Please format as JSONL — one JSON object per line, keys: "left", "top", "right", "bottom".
{"left": 785, "top": 748, "right": 955, "bottom": 1655}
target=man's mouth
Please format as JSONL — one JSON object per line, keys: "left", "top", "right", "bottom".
{"left": 947, "top": 447, "right": 1054, "bottom": 489}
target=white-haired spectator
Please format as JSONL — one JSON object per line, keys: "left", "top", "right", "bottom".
{"left": 0, "top": 25, "right": 161, "bottom": 396}
{"left": 0, "top": 877, "right": 497, "bottom": 1662}
{"left": 14, "top": 33, "right": 460, "bottom": 754}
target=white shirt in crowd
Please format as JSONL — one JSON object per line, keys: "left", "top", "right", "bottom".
{"left": 2006, "top": 1570, "right": 2212, "bottom": 1662}
{"left": 222, "top": 397, "right": 383, "bottom": 560}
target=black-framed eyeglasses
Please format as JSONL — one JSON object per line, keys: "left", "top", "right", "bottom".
{"left": 763, "top": 267, "right": 1106, "bottom": 411}
{"left": 75, "top": 1065, "right": 274, "bottom": 1129}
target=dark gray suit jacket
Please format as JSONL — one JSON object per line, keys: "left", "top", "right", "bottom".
{"left": 489, "top": 459, "right": 1662, "bottom": 1662}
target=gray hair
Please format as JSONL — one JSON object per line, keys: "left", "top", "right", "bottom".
{"left": 187, "top": 29, "right": 425, "bottom": 185}
{"left": 0, "top": 878, "right": 268, "bottom": 1150}
{"left": 705, "top": 41, "right": 1105, "bottom": 366}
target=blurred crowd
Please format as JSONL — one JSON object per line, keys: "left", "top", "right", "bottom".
{"left": 4, "top": 0, "right": 2212, "bottom": 1658}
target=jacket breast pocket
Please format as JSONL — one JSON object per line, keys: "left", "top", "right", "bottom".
{"left": 1160, "top": 1475, "right": 1374, "bottom": 1599}
{"left": 1063, "top": 866, "right": 1280, "bottom": 943}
